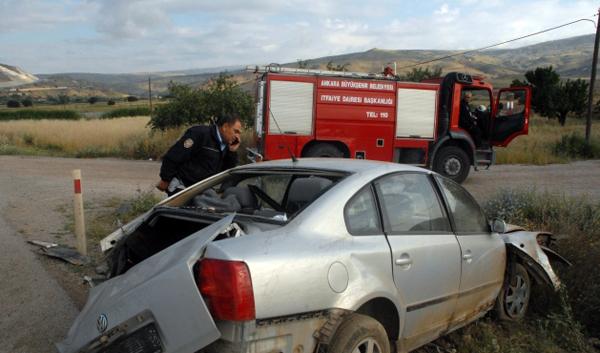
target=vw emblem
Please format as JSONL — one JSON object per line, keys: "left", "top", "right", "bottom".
{"left": 97, "top": 314, "right": 108, "bottom": 333}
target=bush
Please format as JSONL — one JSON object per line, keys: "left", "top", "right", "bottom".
{"left": 553, "top": 133, "right": 600, "bottom": 159}
{"left": 21, "top": 98, "right": 33, "bottom": 107}
{"left": 126, "top": 96, "right": 139, "bottom": 102}
{"left": 88, "top": 96, "right": 99, "bottom": 105}
{"left": 107, "top": 100, "right": 116, "bottom": 106}
{"left": 0, "top": 110, "right": 80, "bottom": 121}
{"left": 101, "top": 107, "right": 151, "bottom": 119}
{"left": 6, "top": 100, "right": 21, "bottom": 108}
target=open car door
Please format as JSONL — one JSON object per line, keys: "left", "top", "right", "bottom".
{"left": 490, "top": 86, "right": 531, "bottom": 147}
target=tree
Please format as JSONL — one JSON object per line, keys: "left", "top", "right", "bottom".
{"left": 512, "top": 67, "right": 588, "bottom": 126}
{"left": 150, "top": 83, "right": 204, "bottom": 130}
{"left": 512, "top": 66, "right": 560, "bottom": 118}
{"left": 553, "top": 79, "right": 589, "bottom": 126}
{"left": 326, "top": 61, "right": 350, "bottom": 72}
{"left": 149, "top": 73, "right": 254, "bottom": 131}
{"left": 297, "top": 59, "right": 309, "bottom": 69}
{"left": 107, "top": 99, "right": 116, "bottom": 106}
{"left": 57, "top": 95, "right": 70, "bottom": 105}
{"left": 88, "top": 96, "right": 99, "bottom": 105}
{"left": 200, "top": 73, "right": 254, "bottom": 126}
{"left": 6, "top": 100, "right": 20, "bottom": 108}
{"left": 126, "top": 96, "right": 139, "bottom": 102}
{"left": 21, "top": 97, "right": 33, "bottom": 107}
{"left": 400, "top": 67, "right": 443, "bottom": 82}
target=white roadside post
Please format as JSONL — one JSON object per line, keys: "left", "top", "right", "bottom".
{"left": 72, "top": 169, "right": 87, "bottom": 256}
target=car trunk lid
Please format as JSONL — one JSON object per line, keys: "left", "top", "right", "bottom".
{"left": 56, "top": 215, "right": 235, "bottom": 353}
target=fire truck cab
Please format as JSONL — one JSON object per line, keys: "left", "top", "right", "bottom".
{"left": 249, "top": 65, "right": 530, "bottom": 183}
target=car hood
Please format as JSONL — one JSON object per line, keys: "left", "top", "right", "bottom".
{"left": 56, "top": 215, "right": 234, "bottom": 353}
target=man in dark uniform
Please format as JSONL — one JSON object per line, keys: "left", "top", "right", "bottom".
{"left": 157, "top": 114, "right": 242, "bottom": 196}
{"left": 459, "top": 91, "right": 484, "bottom": 147}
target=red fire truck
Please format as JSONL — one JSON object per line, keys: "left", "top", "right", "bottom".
{"left": 248, "top": 65, "right": 530, "bottom": 183}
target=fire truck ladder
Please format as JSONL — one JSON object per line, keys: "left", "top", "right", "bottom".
{"left": 246, "top": 65, "right": 394, "bottom": 80}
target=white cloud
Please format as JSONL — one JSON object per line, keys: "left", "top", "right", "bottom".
{"left": 0, "top": 0, "right": 597, "bottom": 73}
{"left": 0, "top": 0, "right": 85, "bottom": 32}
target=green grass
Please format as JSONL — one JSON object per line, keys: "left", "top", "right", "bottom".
{"left": 0, "top": 109, "right": 80, "bottom": 121}
{"left": 101, "top": 107, "right": 151, "bottom": 119}
{"left": 553, "top": 133, "right": 600, "bottom": 159}
{"left": 495, "top": 116, "right": 600, "bottom": 165}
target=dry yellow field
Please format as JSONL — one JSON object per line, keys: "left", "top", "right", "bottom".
{"left": 0, "top": 117, "right": 183, "bottom": 158}
{"left": 0, "top": 114, "right": 597, "bottom": 163}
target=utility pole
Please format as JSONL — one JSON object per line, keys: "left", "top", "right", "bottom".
{"left": 586, "top": 8, "right": 600, "bottom": 143}
{"left": 148, "top": 76, "right": 153, "bottom": 115}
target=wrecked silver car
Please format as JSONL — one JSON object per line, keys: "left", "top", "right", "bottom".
{"left": 57, "top": 159, "right": 566, "bottom": 353}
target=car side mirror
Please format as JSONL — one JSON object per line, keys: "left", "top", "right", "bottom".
{"left": 490, "top": 218, "right": 507, "bottom": 234}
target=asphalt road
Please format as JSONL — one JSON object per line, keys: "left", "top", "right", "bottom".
{"left": 0, "top": 155, "right": 598, "bottom": 352}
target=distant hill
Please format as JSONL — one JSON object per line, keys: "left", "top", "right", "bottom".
{"left": 5, "top": 34, "right": 597, "bottom": 96}
{"left": 291, "top": 34, "right": 595, "bottom": 84}
{"left": 0, "top": 64, "right": 38, "bottom": 88}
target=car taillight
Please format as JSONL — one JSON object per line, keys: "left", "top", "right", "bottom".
{"left": 196, "top": 259, "right": 255, "bottom": 321}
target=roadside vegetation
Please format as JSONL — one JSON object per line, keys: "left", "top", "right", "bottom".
{"left": 495, "top": 115, "right": 600, "bottom": 164}
{"left": 414, "top": 189, "right": 600, "bottom": 353}
{"left": 100, "top": 107, "right": 151, "bottom": 119}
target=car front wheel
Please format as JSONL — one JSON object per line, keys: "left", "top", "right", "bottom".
{"left": 495, "top": 262, "right": 531, "bottom": 321}
{"left": 328, "top": 314, "right": 391, "bottom": 353}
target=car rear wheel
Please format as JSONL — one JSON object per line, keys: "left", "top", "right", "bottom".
{"left": 495, "top": 263, "right": 531, "bottom": 321}
{"left": 328, "top": 314, "right": 390, "bottom": 353}
{"left": 432, "top": 146, "right": 470, "bottom": 183}
{"left": 303, "top": 143, "right": 344, "bottom": 158}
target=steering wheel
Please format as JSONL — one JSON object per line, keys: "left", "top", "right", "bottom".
{"left": 247, "top": 184, "right": 285, "bottom": 212}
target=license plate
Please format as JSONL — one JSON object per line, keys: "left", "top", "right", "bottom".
{"left": 99, "top": 324, "right": 163, "bottom": 353}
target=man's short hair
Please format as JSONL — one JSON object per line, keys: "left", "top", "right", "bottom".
{"left": 216, "top": 113, "right": 242, "bottom": 127}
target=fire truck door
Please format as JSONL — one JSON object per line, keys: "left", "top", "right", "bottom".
{"left": 491, "top": 87, "right": 531, "bottom": 147}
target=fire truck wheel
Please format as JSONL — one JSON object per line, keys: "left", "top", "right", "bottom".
{"left": 304, "top": 143, "right": 344, "bottom": 158}
{"left": 433, "top": 146, "right": 470, "bottom": 183}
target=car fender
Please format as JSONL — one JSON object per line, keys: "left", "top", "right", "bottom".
{"left": 501, "top": 230, "right": 561, "bottom": 290}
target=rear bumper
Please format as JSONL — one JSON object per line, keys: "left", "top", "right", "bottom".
{"left": 202, "top": 314, "right": 328, "bottom": 353}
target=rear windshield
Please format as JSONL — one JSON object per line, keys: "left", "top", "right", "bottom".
{"left": 162, "top": 169, "right": 348, "bottom": 223}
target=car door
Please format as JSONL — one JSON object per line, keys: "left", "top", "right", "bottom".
{"left": 373, "top": 172, "right": 461, "bottom": 349}
{"left": 434, "top": 176, "right": 506, "bottom": 327}
{"left": 491, "top": 87, "right": 531, "bottom": 147}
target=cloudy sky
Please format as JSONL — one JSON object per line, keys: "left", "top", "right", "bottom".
{"left": 0, "top": 0, "right": 597, "bottom": 74}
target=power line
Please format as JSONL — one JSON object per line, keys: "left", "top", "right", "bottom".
{"left": 396, "top": 17, "right": 597, "bottom": 71}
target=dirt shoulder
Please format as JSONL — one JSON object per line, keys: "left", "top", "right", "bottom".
{"left": 0, "top": 156, "right": 161, "bottom": 353}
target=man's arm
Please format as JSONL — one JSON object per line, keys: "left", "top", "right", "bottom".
{"left": 159, "top": 128, "right": 197, "bottom": 183}
{"left": 222, "top": 151, "right": 239, "bottom": 170}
